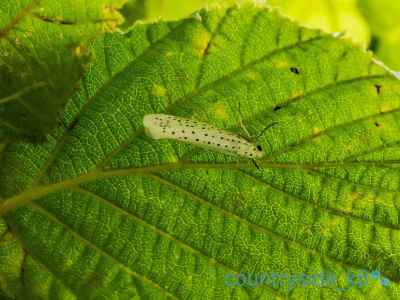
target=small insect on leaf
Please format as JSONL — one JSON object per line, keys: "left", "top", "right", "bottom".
{"left": 374, "top": 84, "right": 382, "bottom": 95}
{"left": 143, "top": 114, "right": 265, "bottom": 159}
{"left": 290, "top": 67, "right": 300, "bottom": 74}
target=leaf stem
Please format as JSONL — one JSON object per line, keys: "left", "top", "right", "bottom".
{"left": 1, "top": 159, "right": 399, "bottom": 216}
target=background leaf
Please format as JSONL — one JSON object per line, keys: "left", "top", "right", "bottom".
{"left": 0, "top": 0, "right": 126, "bottom": 140}
{"left": 119, "top": 0, "right": 247, "bottom": 22}
{"left": 358, "top": 0, "right": 400, "bottom": 70}
{"left": 119, "top": 0, "right": 147, "bottom": 28}
{"left": 268, "top": 0, "right": 370, "bottom": 47}
{"left": 1, "top": 4, "right": 400, "bottom": 299}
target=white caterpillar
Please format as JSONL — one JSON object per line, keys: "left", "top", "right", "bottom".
{"left": 143, "top": 114, "right": 265, "bottom": 159}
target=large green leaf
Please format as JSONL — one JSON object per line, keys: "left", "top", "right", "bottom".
{"left": 0, "top": 0, "right": 126, "bottom": 140}
{"left": 1, "top": 4, "right": 400, "bottom": 299}
{"left": 358, "top": 0, "right": 400, "bottom": 70}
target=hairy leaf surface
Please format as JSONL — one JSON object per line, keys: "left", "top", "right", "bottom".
{"left": 1, "top": 5, "right": 400, "bottom": 299}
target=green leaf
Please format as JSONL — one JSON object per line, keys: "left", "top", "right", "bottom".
{"left": 268, "top": 0, "right": 370, "bottom": 47}
{"left": 0, "top": 0, "right": 126, "bottom": 140}
{"left": 358, "top": 0, "right": 400, "bottom": 70}
{"left": 1, "top": 4, "right": 400, "bottom": 299}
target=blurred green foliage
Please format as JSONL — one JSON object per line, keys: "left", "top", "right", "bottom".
{"left": 358, "top": 0, "right": 400, "bottom": 69}
{"left": 268, "top": 0, "right": 370, "bottom": 47}
{"left": 121, "top": 0, "right": 369, "bottom": 46}
{"left": 120, "top": 0, "right": 251, "bottom": 25}
{"left": 119, "top": 0, "right": 146, "bottom": 27}
{"left": 144, "top": 0, "right": 236, "bottom": 20}
{"left": 120, "top": 0, "right": 400, "bottom": 71}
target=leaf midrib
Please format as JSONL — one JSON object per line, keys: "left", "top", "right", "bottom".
{"left": 2, "top": 159, "right": 399, "bottom": 215}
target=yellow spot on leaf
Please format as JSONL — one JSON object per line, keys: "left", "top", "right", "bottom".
{"left": 379, "top": 104, "right": 394, "bottom": 113}
{"left": 152, "top": 84, "right": 167, "bottom": 97}
{"left": 290, "top": 91, "right": 304, "bottom": 99}
{"left": 345, "top": 143, "right": 353, "bottom": 151}
{"left": 74, "top": 46, "right": 82, "bottom": 57}
{"left": 312, "top": 127, "right": 321, "bottom": 135}
{"left": 73, "top": 45, "right": 87, "bottom": 58}
{"left": 348, "top": 191, "right": 361, "bottom": 201}
{"left": 246, "top": 71, "right": 257, "bottom": 81}
{"left": 213, "top": 103, "right": 228, "bottom": 119}
{"left": 192, "top": 29, "right": 211, "bottom": 57}
{"left": 273, "top": 60, "right": 288, "bottom": 69}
